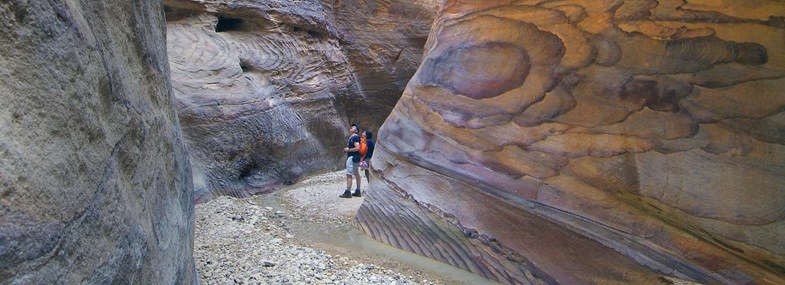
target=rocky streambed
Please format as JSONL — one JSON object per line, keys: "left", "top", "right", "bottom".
{"left": 193, "top": 171, "right": 478, "bottom": 285}
{"left": 193, "top": 170, "right": 704, "bottom": 285}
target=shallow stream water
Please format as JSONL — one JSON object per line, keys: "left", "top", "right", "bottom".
{"left": 253, "top": 186, "right": 502, "bottom": 285}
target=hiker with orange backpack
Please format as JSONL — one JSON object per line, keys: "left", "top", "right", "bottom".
{"left": 340, "top": 123, "right": 362, "bottom": 198}
{"left": 359, "top": 130, "right": 375, "bottom": 183}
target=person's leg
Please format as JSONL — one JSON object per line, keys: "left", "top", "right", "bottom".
{"left": 352, "top": 161, "right": 362, "bottom": 196}
{"left": 355, "top": 173, "right": 361, "bottom": 191}
{"left": 356, "top": 171, "right": 361, "bottom": 189}
{"left": 364, "top": 160, "right": 372, "bottom": 183}
{"left": 340, "top": 157, "right": 353, "bottom": 198}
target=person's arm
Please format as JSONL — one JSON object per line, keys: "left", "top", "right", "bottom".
{"left": 344, "top": 141, "right": 360, "bottom": 153}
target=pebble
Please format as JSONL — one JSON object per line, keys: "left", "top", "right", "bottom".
{"left": 194, "top": 196, "right": 431, "bottom": 285}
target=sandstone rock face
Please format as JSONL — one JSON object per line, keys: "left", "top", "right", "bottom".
{"left": 329, "top": 0, "right": 445, "bottom": 127}
{"left": 359, "top": 1, "right": 785, "bottom": 284}
{"left": 0, "top": 1, "right": 194, "bottom": 283}
{"left": 164, "top": 0, "right": 441, "bottom": 201}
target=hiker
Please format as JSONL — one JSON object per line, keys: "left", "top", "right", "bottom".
{"left": 360, "top": 130, "right": 375, "bottom": 183}
{"left": 340, "top": 123, "right": 362, "bottom": 198}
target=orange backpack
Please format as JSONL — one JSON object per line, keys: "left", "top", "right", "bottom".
{"left": 359, "top": 137, "right": 368, "bottom": 157}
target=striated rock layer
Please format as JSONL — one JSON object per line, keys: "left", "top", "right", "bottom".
{"left": 358, "top": 1, "right": 785, "bottom": 284}
{"left": 164, "top": 0, "right": 441, "bottom": 201}
{"left": 0, "top": 0, "right": 194, "bottom": 283}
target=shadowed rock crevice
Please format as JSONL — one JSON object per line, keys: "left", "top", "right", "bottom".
{"left": 215, "top": 16, "right": 244, "bottom": 32}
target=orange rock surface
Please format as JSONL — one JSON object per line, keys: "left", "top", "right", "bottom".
{"left": 358, "top": 1, "right": 785, "bottom": 284}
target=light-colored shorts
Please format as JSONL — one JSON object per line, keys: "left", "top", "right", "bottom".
{"left": 345, "top": 157, "right": 360, "bottom": 176}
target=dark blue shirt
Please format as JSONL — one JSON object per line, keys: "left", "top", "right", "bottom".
{"left": 347, "top": 134, "right": 361, "bottom": 162}
{"left": 365, "top": 139, "right": 375, "bottom": 159}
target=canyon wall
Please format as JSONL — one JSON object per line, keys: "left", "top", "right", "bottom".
{"left": 164, "top": 0, "right": 441, "bottom": 201}
{"left": 358, "top": 1, "right": 785, "bottom": 284}
{"left": 0, "top": 0, "right": 194, "bottom": 283}
{"left": 329, "top": 0, "right": 445, "bottom": 127}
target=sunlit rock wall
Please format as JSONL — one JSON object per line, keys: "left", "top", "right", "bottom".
{"left": 358, "top": 1, "right": 785, "bottom": 284}
{"left": 164, "top": 0, "right": 441, "bottom": 201}
{"left": 0, "top": 1, "right": 195, "bottom": 283}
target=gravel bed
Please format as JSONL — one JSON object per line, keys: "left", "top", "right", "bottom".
{"left": 283, "top": 171, "right": 365, "bottom": 225}
{"left": 193, "top": 171, "right": 443, "bottom": 284}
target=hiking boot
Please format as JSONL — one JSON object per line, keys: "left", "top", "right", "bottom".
{"left": 352, "top": 189, "right": 362, "bottom": 197}
{"left": 339, "top": 190, "right": 352, "bottom": 198}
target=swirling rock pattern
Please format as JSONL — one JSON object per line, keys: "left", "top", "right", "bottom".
{"left": 359, "top": 1, "right": 785, "bottom": 284}
{"left": 164, "top": 0, "right": 441, "bottom": 201}
{"left": 0, "top": 0, "right": 194, "bottom": 283}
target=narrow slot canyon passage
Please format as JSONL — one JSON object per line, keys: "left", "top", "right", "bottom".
{"left": 2, "top": 1, "right": 783, "bottom": 284}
